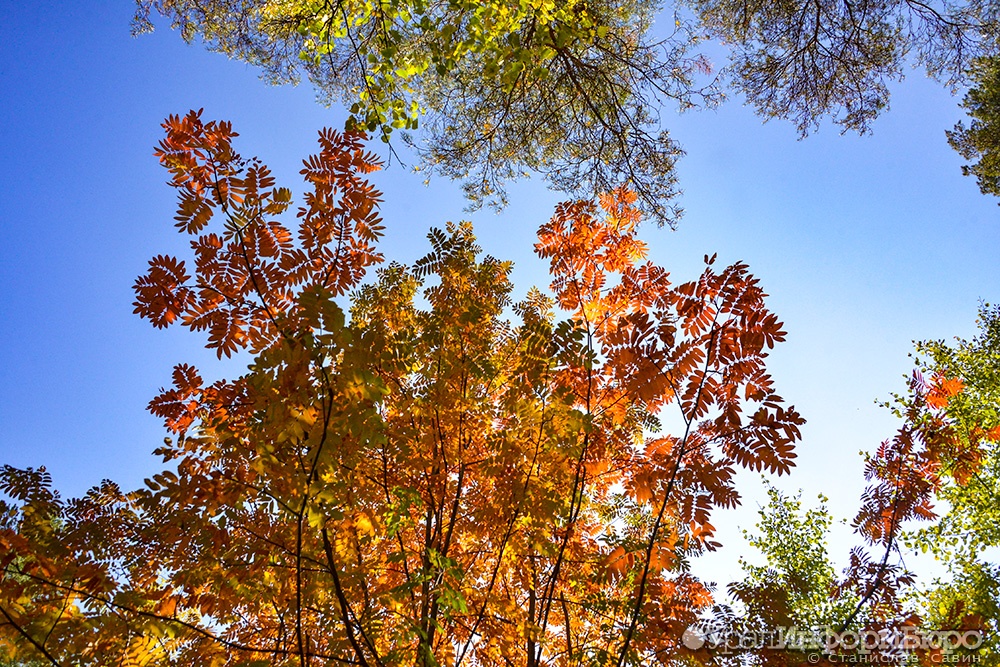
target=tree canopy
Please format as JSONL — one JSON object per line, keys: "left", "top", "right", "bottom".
{"left": 2, "top": 2, "right": 998, "bottom": 662}
{"left": 135, "top": 0, "right": 1000, "bottom": 222}
{"left": 688, "top": 0, "right": 1000, "bottom": 134}
{"left": 135, "top": 0, "right": 716, "bottom": 227}
{"left": 949, "top": 57, "right": 1000, "bottom": 200}
{"left": 0, "top": 111, "right": 805, "bottom": 666}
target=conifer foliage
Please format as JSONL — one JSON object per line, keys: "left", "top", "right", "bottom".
{"left": 0, "top": 112, "right": 803, "bottom": 666}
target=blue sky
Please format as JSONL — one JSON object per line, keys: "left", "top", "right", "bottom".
{"left": 1, "top": 1, "right": 998, "bottom": 579}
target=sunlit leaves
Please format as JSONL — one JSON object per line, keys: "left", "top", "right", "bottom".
{"left": 133, "top": 109, "right": 384, "bottom": 357}
{"left": 132, "top": 254, "right": 193, "bottom": 328}
{"left": 2, "top": 114, "right": 804, "bottom": 667}
{"left": 135, "top": 0, "right": 717, "bottom": 227}
{"left": 899, "top": 304, "right": 1000, "bottom": 658}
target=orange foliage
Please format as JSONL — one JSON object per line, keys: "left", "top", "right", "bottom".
{"left": 0, "top": 112, "right": 805, "bottom": 667}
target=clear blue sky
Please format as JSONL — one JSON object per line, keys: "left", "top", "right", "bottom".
{"left": 1, "top": 1, "right": 997, "bottom": 578}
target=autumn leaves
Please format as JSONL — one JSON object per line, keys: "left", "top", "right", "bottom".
{"left": 110, "top": 113, "right": 805, "bottom": 665}
{"left": 0, "top": 110, "right": 801, "bottom": 665}
{"left": 5, "top": 108, "right": 982, "bottom": 665}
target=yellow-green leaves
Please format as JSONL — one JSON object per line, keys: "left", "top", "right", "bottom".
{"left": 136, "top": 0, "right": 714, "bottom": 227}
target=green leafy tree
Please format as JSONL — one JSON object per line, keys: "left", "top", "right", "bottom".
{"left": 902, "top": 302, "right": 1000, "bottom": 662}
{"left": 676, "top": 487, "right": 867, "bottom": 665}
{"left": 135, "top": 0, "right": 1000, "bottom": 224}
{"left": 949, "top": 58, "right": 1000, "bottom": 200}
{"left": 135, "top": 0, "right": 717, "bottom": 227}
{"left": 685, "top": 0, "right": 1000, "bottom": 135}
{"left": 732, "top": 487, "right": 860, "bottom": 635}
